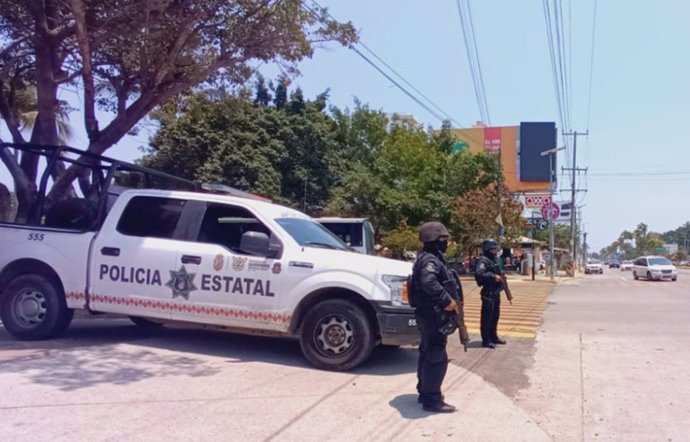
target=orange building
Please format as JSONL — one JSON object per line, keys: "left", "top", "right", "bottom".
{"left": 447, "top": 125, "right": 551, "bottom": 193}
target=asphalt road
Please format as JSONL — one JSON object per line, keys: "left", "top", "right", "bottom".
{"left": 517, "top": 267, "right": 690, "bottom": 441}
{"left": 1, "top": 270, "right": 688, "bottom": 441}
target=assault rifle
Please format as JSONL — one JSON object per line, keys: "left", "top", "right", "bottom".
{"left": 500, "top": 273, "right": 514, "bottom": 305}
{"left": 439, "top": 270, "right": 471, "bottom": 352}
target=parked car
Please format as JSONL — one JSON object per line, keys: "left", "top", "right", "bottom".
{"left": 585, "top": 259, "right": 604, "bottom": 274}
{"left": 609, "top": 260, "right": 621, "bottom": 269}
{"left": 620, "top": 260, "right": 634, "bottom": 271}
{"left": 632, "top": 256, "right": 677, "bottom": 281}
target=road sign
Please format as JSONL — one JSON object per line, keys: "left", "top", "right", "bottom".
{"left": 541, "top": 202, "right": 560, "bottom": 221}
{"left": 525, "top": 194, "right": 551, "bottom": 208}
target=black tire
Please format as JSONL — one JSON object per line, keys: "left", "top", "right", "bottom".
{"left": 633, "top": 271, "right": 639, "bottom": 280}
{"left": 299, "top": 299, "right": 375, "bottom": 371}
{"left": 0, "top": 274, "right": 73, "bottom": 340}
{"left": 129, "top": 316, "right": 164, "bottom": 327}
{"left": 647, "top": 271, "right": 653, "bottom": 281}
{"left": 672, "top": 277, "right": 677, "bottom": 282}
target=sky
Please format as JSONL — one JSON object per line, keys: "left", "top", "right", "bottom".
{"left": 3, "top": 0, "right": 690, "bottom": 252}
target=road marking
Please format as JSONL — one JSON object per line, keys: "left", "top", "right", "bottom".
{"left": 462, "top": 280, "right": 552, "bottom": 340}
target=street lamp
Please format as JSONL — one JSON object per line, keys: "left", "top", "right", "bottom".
{"left": 541, "top": 146, "right": 566, "bottom": 280}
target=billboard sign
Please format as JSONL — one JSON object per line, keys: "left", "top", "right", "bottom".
{"left": 519, "top": 122, "right": 557, "bottom": 182}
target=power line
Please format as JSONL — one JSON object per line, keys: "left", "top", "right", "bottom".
{"left": 304, "top": 0, "right": 488, "bottom": 148}
{"left": 542, "top": 0, "right": 572, "bottom": 173}
{"left": 586, "top": 0, "right": 598, "bottom": 130}
{"left": 455, "top": 0, "right": 490, "bottom": 125}
{"left": 588, "top": 169, "right": 690, "bottom": 176}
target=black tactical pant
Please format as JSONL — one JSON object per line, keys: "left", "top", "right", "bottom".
{"left": 415, "top": 308, "right": 448, "bottom": 406}
{"left": 480, "top": 290, "right": 501, "bottom": 344}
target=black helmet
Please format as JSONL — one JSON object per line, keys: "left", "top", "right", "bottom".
{"left": 419, "top": 222, "right": 450, "bottom": 243}
{"left": 481, "top": 238, "right": 499, "bottom": 254}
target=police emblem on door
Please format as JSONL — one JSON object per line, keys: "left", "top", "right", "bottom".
{"left": 165, "top": 266, "right": 197, "bottom": 300}
{"left": 213, "top": 254, "right": 224, "bottom": 271}
{"left": 232, "top": 257, "right": 247, "bottom": 271}
{"left": 272, "top": 262, "right": 282, "bottom": 274}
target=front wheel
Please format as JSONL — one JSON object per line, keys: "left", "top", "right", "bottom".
{"left": 0, "top": 274, "right": 73, "bottom": 340}
{"left": 647, "top": 271, "right": 653, "bottom": 281}
{"left": 300, "top": 299, "right": 375, "bottom": 371}
{"left": 633, "top": 271, "right": 639, "bottom": 280}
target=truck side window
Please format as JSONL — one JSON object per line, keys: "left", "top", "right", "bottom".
{"left": 197, "top": 204, "right": 270, "bottom": 254}
{"left": 117, "top": 196, "right": 185, "bottom": 239}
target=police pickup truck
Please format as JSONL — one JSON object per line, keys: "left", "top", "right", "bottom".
{"left": 0, "top": 144, "right": 417, "bottom": 371}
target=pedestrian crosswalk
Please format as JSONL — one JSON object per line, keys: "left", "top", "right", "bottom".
{"left": 460, "top": 279, "right": 554, "bottom": 338}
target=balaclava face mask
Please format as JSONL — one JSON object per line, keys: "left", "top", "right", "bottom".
{"left": 436, "top": 239, "right": 449, "bottom": 254}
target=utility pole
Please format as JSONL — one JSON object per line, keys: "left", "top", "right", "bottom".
{"left": 562, "top": 131, "right": 588, "bottom": 271}
{"left": 541, "top": 146, "right": 565, "bottom": 280}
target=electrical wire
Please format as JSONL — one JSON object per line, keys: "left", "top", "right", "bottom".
{"left": 304, "top": 0, "right": 485, "bottom": 147}
{"left": 455, "top": 0, "right": 491, "bottom": 126}
{"left": 585, "top": 0, "right": 598, "bottom": 130}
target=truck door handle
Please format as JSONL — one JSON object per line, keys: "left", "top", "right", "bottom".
{"left": 181, "top": 255, "right": 202, "bottom": 265}
{"left": 101, "top": 247, "right": 120, "bottom": 257}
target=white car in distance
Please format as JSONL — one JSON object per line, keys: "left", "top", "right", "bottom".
{"left": 620, "top": 260, "right": 634, "bottom": 271}
{"left": 585, "top": 259, "right": 604, "bottom": 274}
{"left": 632, "top": 256, "right": 678, "bottom": 282}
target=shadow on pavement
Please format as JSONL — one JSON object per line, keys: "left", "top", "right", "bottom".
{"left": 0, "top": 317, "right": 418, "bottom": 386}
{"left": 0, "top": 343, "right": 221, "bottom": 391}
{"left": 388, "top": 394, "right": 432, "bottom": 419}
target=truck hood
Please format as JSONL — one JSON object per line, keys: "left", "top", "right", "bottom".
{"left": 292, "top": 247, "right": 412, "bottom": 278}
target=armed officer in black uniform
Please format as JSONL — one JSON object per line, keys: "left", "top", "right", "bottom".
{"left": 475, "top": 238, "right": 513, "bottom": 348}
{"left": 411, "top": 221, "right": 459, "bottom": 413}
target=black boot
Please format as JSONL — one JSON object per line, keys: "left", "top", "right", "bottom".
{"left": 423, "top": 402, "right": 457, "bottom": 413}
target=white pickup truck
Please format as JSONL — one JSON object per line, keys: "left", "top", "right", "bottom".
{"left": 0, "top": 145, "right": 418, "bottom": 371}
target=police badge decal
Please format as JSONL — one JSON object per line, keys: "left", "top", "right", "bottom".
{"left": 165, "top": 266, "right": 197, "bottom": 300}
{"left": 213, "top": 254, "right": 224, "bottom": 271}
{"left": 232, "top": 257, "right": 247, "bottom": 271}
{"left": 272, "top": 262, "right": 282, "bottom": 274}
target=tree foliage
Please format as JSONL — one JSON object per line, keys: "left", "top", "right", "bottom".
{"left": 142, "top": 86, "right": 340, "bottom": 211}
{"left": 0, "top": 0, "right": 356, "bottom": 220}
{"left": 449, "top": 184, "right": 524, "bottom": 256}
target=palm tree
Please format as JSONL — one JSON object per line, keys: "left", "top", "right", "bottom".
{"left": 15, "top": 86, "right": 73, "bottom": 144}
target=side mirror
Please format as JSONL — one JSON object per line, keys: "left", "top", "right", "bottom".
{"left": 240, "top": 231, "right": 283, "bottom": 258}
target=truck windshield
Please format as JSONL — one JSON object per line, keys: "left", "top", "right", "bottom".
{"left": 276, "top": 218, "right": 348, "bottom": 250}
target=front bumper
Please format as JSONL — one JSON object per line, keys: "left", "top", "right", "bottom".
{"left": 651, "top": 272, "right": 676, "bottom": 280}
{"left": 370, "top": 301, "right": 420, "bottom": 346}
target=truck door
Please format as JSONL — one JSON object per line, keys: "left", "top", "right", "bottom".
{"left": 169, "top": 202, "right": 286, "bottom": 331}
{"left": 89, "top": 195, "right": 189, "bottom": 320}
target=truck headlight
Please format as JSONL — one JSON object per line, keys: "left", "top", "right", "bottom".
{"left": 382, "top": 275, "right": 408, "bottom": 306}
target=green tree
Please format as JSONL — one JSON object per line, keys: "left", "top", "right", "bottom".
{"left": 0, "top": 0, "right": 356, "bottom": 221}
{"left": 450, "top": 184, "right": 524, "bottom": 256}
{"left": 143, "top": 85, "right": 342, "bottom": 213}
{"left": 534, "top": 224, "right": 573, "bottom": 251}
{"left": 380, "top": 222, "right": 419, "bottom": 259}
{"left": 143, "top": 93, "right": 286, "bottom": 199}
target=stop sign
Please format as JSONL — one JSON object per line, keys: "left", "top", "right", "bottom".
{"left": 541, "top": 202, "right": 560, "bottom": 220}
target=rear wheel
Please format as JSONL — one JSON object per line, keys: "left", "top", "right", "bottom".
{"left": 0, "top": 274, "right": 73, "bottom": 340}
{"left": 300, "top": 299, "right": 375, "bottom": 371}
{"left": 633, "top": 271, "right": 638, "bottom": 280}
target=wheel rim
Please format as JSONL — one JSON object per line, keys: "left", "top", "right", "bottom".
{"left": 312, "top": 314, "right": 355, "bottom": 358}
{"left": 10, "top": 288, "right": 48, "bottom": 329}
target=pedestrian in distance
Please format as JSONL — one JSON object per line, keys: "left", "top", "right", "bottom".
{"left": 408, "top": 221, "right": 459, "bottom": 413}
{"left": 475, "top": 238, "right": 513, "bottom": 349}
